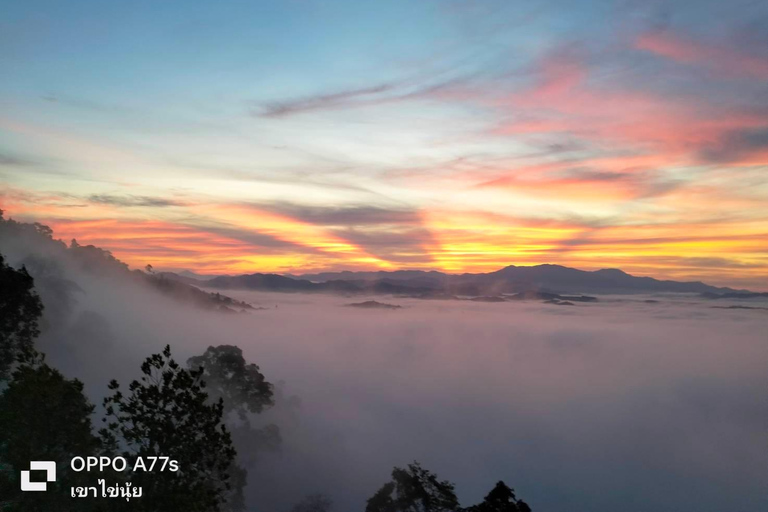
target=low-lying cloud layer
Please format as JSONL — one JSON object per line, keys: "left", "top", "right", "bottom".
{"left": 216, "top": 291, "right": 768, "bottom": 512}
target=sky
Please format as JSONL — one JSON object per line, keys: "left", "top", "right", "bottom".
{"left": 1, "top": 0, "right": 768, "bottom": 289}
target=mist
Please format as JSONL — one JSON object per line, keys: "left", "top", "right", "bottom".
{"left": 2, "top": 230, "right": 767, "bottom": 512}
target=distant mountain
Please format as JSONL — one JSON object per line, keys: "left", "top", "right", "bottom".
{"left": 148, "top": 273, "right": 255, "bottom": 312}
{"left": 184, "top": 264, "right": 743, "bottom": 296}
{"left": 700, "top": 291, "right": 768, "bottom": 300}
{"left": 193, "top": 273, "right": 431, "bottom": 295}
{"left": 345, "top": 300, "right": 402, "bottom": 309}
{"left": 292, "top": 270, "right": 449, "bottom": 288}
{"left": 293, "top": 264, "right": 741, "bottom": 296}
{"left": 176, "top": 270, "right": 218, "bottom": 281}
{"left": 467, "top": 265, "right": 741, "bottom": 295}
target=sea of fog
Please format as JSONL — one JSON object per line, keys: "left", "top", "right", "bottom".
{"left": 38, "top": 284, "right": 768, "bottom": 512}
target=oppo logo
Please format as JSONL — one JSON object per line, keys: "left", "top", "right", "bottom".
{"left": 20, "top": 461, "right": 57, "bottom": 492}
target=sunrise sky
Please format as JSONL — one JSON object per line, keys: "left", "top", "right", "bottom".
{"left": 1, "top": 0, "right": 767, "bottom": 288}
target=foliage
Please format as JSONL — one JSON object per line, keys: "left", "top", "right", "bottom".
{"left": 0, "top": 252, "right": 44, "bottom": 380}
{"left": 0, "top": 354, "right": 101, "bottom": 512}
{"left": 187, "top": 345, "right": 275, "bottom": 420}
{"left": 365, "top": 464, "right": 532, "bottom": 512}
{"left": 15, "top": 255, "right": 81, "bottom": 328}
{"left": 100, "top": 345, "right": 237, "bottom": 512}
{"left": 187, "top": 345, "right": 280, "bottom": 511}
{"left": 0, "top": 209, "right": 58, "bottom": 244}
{"left": 464, "top": 481, "right": 531, "bottom": 512}
{"left": 366, "top": 462, "right": 460, "bottom": 512}
{"left": 68, "top": 239, "right": 129, "bottom": 274}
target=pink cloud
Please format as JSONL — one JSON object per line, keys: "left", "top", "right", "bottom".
{"left": 635, "top": 31, "right": 768, "bottom": 79}
{"left": 490, "top": 46, "right": 768, "bottom": 167}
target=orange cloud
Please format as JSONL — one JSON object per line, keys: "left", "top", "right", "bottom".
{"left": 43, "top": 219, "right": 264, "bottom": 272}
{"left": 200, "top": 203, "right": 397, "bottom": 269}
{"left": 418, "top": 208, "right": 768, "bottom": 286}
{"left": 4, "top": 204, "right": 766, "bottom": 289}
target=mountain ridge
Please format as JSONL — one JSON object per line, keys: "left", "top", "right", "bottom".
{"left": 172, "top": 263, "right": 746, "bottom": 297}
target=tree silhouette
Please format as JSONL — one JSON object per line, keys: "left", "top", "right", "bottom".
{"left": 464, "top": 481, "right": 531, "bottom": 512}
{"left": 366, "top": 462, "right": 460, "bottom": 512}
{"left": 0, "top": 353, "right": 102, "bottom": 512}
{"left": 188, "top": 345, "right": 279, "bottom": 511}
{"left": 0, "top": 252, "right": 44, "bottom": 380}
{"left": 100, "top": 345, "right": 237, "bottom": 512}
{"left": 187, "top": 345, "right": 275, "bottom": 420}
{"left": 0, "top": 250, "right": 99, "bottom": 511}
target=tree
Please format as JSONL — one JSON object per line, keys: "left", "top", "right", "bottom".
{"left": 0, "top": 252, "right": 44, "bottom": 380}
{"left": 464, "top": 481, "right": 531, "bottom": 512}
{"left": 366, "top": 462, "right": 460, "bottom": 512}
{"left": 187, "top": 345, "right": 279, "bottom": 511}
{"left": 187, "top": 345, "right": 275, "bottom": 421}
{"left": 100, "top": 345, "right": 237, "bottom": 512}
{"left": 68, "top": 239, "right": 128, "bottom": 274}
{"left": 0, "top": 249, "right": 100, "bottom": 511}
{"left": 0, "top": 354, "right": 101, "bottom": 512}
{"left": 17, "top": 254, "right": 81, "bottom": 329}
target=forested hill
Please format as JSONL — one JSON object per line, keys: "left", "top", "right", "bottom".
{"left": 0, "top": 211, "right": 253, "bottom": 313}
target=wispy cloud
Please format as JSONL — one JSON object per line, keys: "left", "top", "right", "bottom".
{"left": 484, "top": 42, "right": 768, "bottom": 170}
{"left": 88, "top": 194, "right": 187, "bottom": 208}
{"left": 0, "top": 187, "right": 89, "bottom": 211}
{"left": 41, "top": 94, "right": 127, "bottom": 113}
{"left": 255, "top": 72, "right": 473, "bottom": 118}
{"left": 699, "top": 127, "right": 768, "bottom": 164}
{"left": 258, "top": 84, "right": 397, "bottom": 118}
{"left": 261, "top": 203, "right": 421, "bottom": 227}
{"left": 0, "top": 152, "right": 35, "bottom": 167}
{"left": 256, "top": 203, "right": 438, "bottom": 264}
{"left": 476, "top": 164, "right": 682, "bottom": 202}
{"left": 635, "top": 30, "right": 768, "bottom": 79}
